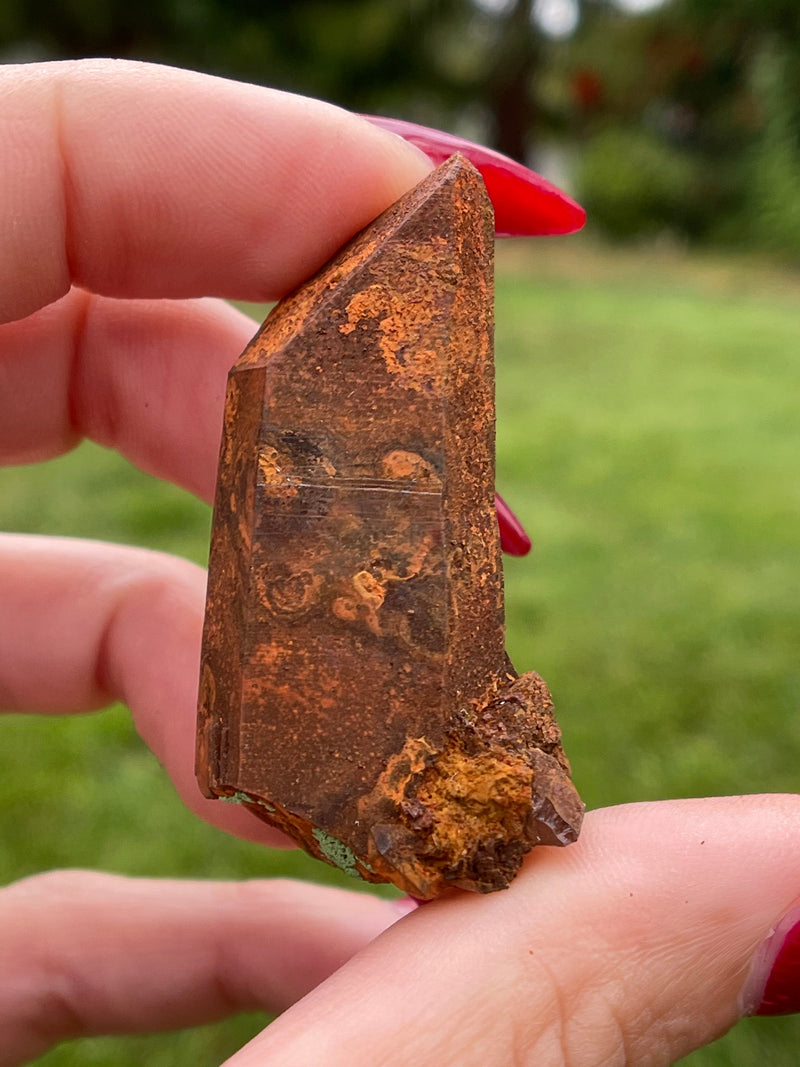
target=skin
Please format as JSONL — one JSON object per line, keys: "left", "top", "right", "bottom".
{"left": 1, "top": 58, "right": 798, "bottom": 1066}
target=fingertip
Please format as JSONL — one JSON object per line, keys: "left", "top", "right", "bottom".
{"left": 1, "top": 60, "right": 442, "bottom": 319}
{"left": 354, "top": 113, "right": 435, "bottom": 188}
{"left": 741, "top": 900, "right": 800, "bottom": 1017}
{"left": 190, "top": 790, "right": 296, "bottom": 850}
{"left": 391, "top": 897, "right": 421, "bottom": 918}
{"left": 364, "top": 114, "right": 585, "bottom": 237}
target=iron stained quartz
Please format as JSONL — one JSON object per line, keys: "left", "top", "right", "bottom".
{"left": 196, "top": 154, "right": 584, "bottom": 899}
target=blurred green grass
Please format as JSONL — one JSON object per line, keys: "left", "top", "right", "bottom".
{"left": 1, "top": 240, "right": 798, "bottom": 1064}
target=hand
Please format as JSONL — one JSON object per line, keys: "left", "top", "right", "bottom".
{"left": 230, "top": 797, "right": 800, "bottom": 1066}
{"left": 0, "top": 57, "right": 431, "bottom": 1065}
{"left": 2, "top": 59, "right": 799, "bottom": 1066}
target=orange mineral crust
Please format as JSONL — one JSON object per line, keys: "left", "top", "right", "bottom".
{"left": 197, "top": 155, "right": 583, "bottom": 898}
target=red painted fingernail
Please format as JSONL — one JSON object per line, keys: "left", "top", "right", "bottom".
{"left": 496, "top": 493, "right": 531, "bottom": 556}
{"left": 365, "top": 115, "right": 585, "bottom": 237}
{"left": 755, "top": 909, "right": 800, "bottom": 1015}
{"left": 741, "top": 904, "right": 800, "bottom": 1016}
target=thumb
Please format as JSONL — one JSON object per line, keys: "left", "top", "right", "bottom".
{"left": 225, "top": 795, "right": 800, "bottom": 1066}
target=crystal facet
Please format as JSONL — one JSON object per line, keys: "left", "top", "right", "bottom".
{"left": 197, "top": 156, "right": 583, "bottom": 898}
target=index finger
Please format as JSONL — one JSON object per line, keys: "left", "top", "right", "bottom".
{"left": 0, "top": 59, "right": 432, "bottom": 323}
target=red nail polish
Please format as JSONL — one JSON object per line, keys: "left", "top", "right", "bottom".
{"left": 496, "top": 493, "right": 532, "bottom": 557}
{"left": 365, "top": 115, "right": 585, "bottom": 238}
{"left": 754, "top": 910, "right": 800, "bottom": 1016}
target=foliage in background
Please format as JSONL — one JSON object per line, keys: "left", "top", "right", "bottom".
{"left": 2, "top": 243, "right": 799, "bottom": 1063}
{"left": 2, "top": 0, "right": 800, "bottom": 252}
{"left": 1, "top": 0, "right": 799, "bottom": 1060}
{"left": 570, "top": 1, "right": 800, "bottom": 254}
{"left": 575, "top": 126, "right": 702, "bottom": 240}
{"left": 744, "top": 39, "right": 800, "bottom": 257}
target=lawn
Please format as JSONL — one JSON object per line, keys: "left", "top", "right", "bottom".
{"left": 1, "top": 237, "right": 798, "bottom": 1064}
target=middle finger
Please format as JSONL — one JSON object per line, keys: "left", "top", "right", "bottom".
{"left": 0, "top": 289, "right": 253, "bottom": 503}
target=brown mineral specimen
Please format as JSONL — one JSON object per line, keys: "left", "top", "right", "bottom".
{"left": 197, "top": 154, "right": 583, "bottom": 898}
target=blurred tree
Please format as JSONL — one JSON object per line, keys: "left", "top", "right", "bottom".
{"left": 558, "top": 0, "right": 800, "bottom": 250}
{"left": 0, "top": 0, "right": 562, "bottom": 160}
{"left": 2, "top": 0, "right": 798, "bottom": 249}
{"left": 0, "top": 0, "right": 473, "bottom": 118}
{"left": 483, "top": 0, "right": 540, "bottom": 160}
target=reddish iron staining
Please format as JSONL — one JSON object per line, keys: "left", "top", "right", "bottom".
{"left": 197, "top": 157, "right": 582, "bottom": 898}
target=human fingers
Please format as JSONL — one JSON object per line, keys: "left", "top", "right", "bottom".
{"left": 0, "top": 58, "right": 433, "bottom": 324}
{"left": 365, "top": 114, "right": 586, "bottom": 236}
{"left": 223, "top": 796, "right": 800, "bottom": 1066}
{"left": 0, "top": 869, "right": 410, "bottom": 1067}
{"left": 0, "top": 290, "right": 254, "bottom": 502}
{"left": 0, "top": 292, "right": 532, "bottom": 553}
{"left": 1, "top": 58, "right": 583, "bottom": 326}
{"left": 0, "top": 534, "right": 284, "bottom": 845}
